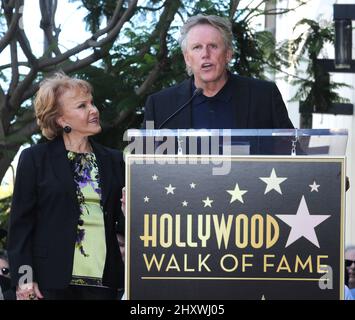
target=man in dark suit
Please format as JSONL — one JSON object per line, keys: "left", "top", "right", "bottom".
{"left": 143, "top": 14, "right": 293, "bottom": 130}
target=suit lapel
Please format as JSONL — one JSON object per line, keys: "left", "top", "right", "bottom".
{"left": 231, "top": 75, "right": 250, "bottom": 128}
{"left": 49, "top": 137, "right": 79, "bottom": 209}
{"left": 91, "top": 140, "right": 112, "bottom": 208}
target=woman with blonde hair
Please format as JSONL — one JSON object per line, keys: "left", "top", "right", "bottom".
{"left": 8, "top": 72, "right": 125, "bottom": 300}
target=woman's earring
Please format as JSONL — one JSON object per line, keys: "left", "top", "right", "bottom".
{"left": 63, "top": 126, "right": 72, "bottom": 134}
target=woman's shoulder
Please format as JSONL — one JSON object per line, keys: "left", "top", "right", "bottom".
{"left": 19, "top": 140, "right": 51, "bottom": 158}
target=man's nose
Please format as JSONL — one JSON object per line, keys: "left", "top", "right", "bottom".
{"left": 201, "top": 46, "right": 211, "bottom": 58}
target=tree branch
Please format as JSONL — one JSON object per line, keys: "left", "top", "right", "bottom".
{"left": 8, "top": 69, "right": 38, "bottom": 118}
{"left": 134, "top": 0, "right": 179, "bottom": 97}
{"left": 8, "top": 39, "right": 19, "bottom": 95}
{"left": 135, "top": 63, "right": 161, "bottom": 96}
{"left": 0, "top": 61, "right": 30, "bottom": 71}
{"left": 39, "top": 0, "right": 61, "bottom": 56}
{"left": 137, "top": 4, "right": 165, "bottom": 12}
{"left": 38, "top": 0, "right": 138, "bottom": 69}
{"left": 90, "top": 0, "right": 124, "bottom": 40}
{"left": 61, "top": 50, "right": 106, "bottom": 74}
{"left": 229, "top": 0, "right": 240, "bottom": 19}
{"left": 0, "top": 0, "right": 23, "bottom": 53}
{"left": 16, "top": 27, "right": 38, "bottom": 66}
{"left": 87, "top": 0, "right": 138, "bottom": 47}
{"left": 137, "top": 0, "right": 181, "bottom": 58}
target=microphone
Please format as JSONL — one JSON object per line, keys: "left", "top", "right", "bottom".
{"left": 158, "top": 88, "right": 203, "bottom": 129}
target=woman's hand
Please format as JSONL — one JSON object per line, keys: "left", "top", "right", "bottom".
{"left": 16, "top": 282, "right": 44, "bottom": 300}
{"left": 121, "top": 187, "right": 126, "bottom": 216}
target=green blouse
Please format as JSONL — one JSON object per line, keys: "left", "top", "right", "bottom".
{"left": 67, "top": 151, "right": 106, "bottom": 287}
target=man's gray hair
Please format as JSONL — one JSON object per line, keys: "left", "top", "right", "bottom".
{"left": 179, "top": 14, "right": 233, "bottom": 53}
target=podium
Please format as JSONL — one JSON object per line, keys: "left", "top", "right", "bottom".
{"left": 125, "top": 129, "right": 347, "bottom": 300}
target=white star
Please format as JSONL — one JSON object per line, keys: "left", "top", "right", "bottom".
{"left": 309, "top": 181, "right": 320, "bottom": 192}
{"left": 165, "top": 184, "right": 176, "bottom": 195}
{"left": 144, "top": 196, "right": 150, "bottom": 203}
{"left": 226, "top": 183, "right": 248, "bottom": 204}
{"left": 276, "top": 195, "right": 330, "bottom": 248}
{"left": 190, "top": 182, "right": 196, "bottom": 189}
{"left": 202, "top": 197, "right": 213, "bottom": 208}
{"left": 259, "top": 168, "right": 287, "bottom": 194}
{"left": 152, "top": 174, "right": 158, "bottom": 181}
{"left": 182, "top": 201, "right": 188, "bottom": 207}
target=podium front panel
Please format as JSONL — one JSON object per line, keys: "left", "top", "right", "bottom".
{"left": 125, "top": 155, "right": 345, "bottom": 300}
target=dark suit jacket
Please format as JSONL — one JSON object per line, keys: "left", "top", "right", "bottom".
{"left": 143, "top": 74, "right": 294, "bottom": 129}
{"left": 7, "top": 137, "right": 125, "bottom": 290}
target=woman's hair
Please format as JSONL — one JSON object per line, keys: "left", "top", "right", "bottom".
{"left": 34, "top": 72, "right": 92, "bottom": 140}
{"left": 179, "top": 14, "right": 233, "bottom": 53}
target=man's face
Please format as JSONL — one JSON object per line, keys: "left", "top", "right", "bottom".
{"left": 183, "top": 24, "right": 232, "bottom": 88}
{"left": 345, "top": 249, "right": 355, "bottom": 288}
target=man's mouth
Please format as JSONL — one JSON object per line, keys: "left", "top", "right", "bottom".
{"left": 201, "top": 63, "right": 213, "bottom": 70}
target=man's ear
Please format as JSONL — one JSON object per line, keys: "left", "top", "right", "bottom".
{"left": 183, "top": 51, "right": 191, "bottom": 68}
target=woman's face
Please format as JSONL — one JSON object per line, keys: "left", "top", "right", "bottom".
{"left": 345, "top": 249, "right": 355, "bottom": 288}
{"left": 57, "top": 87, "right": 101, "bottom": 137}
{"left": 0, "top": 258, "right": 10, "bottom": 278}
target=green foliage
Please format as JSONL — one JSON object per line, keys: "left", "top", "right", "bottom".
{"left": 69, "top": 0, "right": 118, "bottom": 33}
{"left": 0, "top": 197, "right": 11, "bottom": 251}
{"left": 285, "top": 19, "right": 350, "bottom": 114}
{"left": 74, "top": 0, "right": 283, "bottom": 152}
{"left": 232, "top": 20, "right": 271, "bottom": 78}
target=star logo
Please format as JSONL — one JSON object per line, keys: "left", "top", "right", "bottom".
{"left": 202, "top": 197, "right": 213, "bottom": 208}
{"left": 152, "top": 174, "right": 158, "bottom": 181}
{"left": 276, "top": 196, "right": 330, "bottom": 248}
{"left": 182, "top": 201, "right": 188, "bottom": 207}
{"left": 190, "top": 182, "right": 196, "bottom": 189}
{"left": 143, "top": 196, "right": 150, "bottom": 203}
{"left": 259, "top": 168, "right": 287, "bottom": 194}
{"left": 165, "top": 184, "right": 176, "bottom": 195}
{"left": 226, "top": 183, "right": 248, "bottom": 204}
{"left": 309, "top": 181, "right": 320, "bottom": 192}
